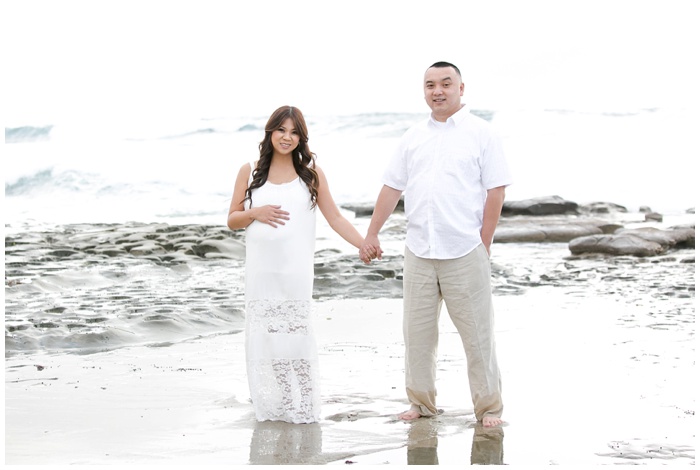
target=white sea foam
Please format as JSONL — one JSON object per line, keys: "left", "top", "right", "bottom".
{"left": 4, "top": 108, "right": 696, "bottom": 230}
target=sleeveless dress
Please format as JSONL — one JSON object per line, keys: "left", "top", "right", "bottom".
{"left": 244, "top": 164, "right": 321, "bottom": 424}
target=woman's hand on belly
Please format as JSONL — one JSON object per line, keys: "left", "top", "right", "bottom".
{"left": 250, "top": 205, "right": 290, "bottom": 228}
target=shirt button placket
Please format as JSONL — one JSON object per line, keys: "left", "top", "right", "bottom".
{"left": 428, "top": 130, "right": 443, "bottom": 258}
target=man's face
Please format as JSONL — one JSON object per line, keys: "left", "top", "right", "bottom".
{"left": 423, "top": 66, "right": 464, "bottom": 121}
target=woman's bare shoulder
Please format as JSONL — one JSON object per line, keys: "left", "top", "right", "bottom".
{"left": 238, "top": 161, "right": 255, "bottom": 175}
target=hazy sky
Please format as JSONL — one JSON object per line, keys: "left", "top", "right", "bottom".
{"left": 4, "top": 0, "right": 698, "bottom": 124}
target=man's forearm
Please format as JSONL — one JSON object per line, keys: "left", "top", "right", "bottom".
{"left": 481, "top": 186, "right": 506, "bottom": 249}
{"left": 366, "top": 185, "right": 403, "bottom": 237}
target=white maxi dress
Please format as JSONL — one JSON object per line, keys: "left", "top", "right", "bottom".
{"left": 244, "top": 167, "right": 320, "bottom": 423}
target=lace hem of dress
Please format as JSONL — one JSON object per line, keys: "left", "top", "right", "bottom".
{"left": 248, "top": 358, "right": 319, "bottom": 423}
{"left": 246, "top": 299, "right": 312, "bottom": 335}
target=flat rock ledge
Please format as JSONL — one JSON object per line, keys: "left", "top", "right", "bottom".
{"left": 502, "top": 195, "right": 581, "bottom": 216}
{"left": 569, "top": 225, "right": 695, "bottom": 257}
{"left": 494, "top": 216, "right": 622, "bottom": 243}
{"left": 4, "top": 223, "right": 247, "bottom": 265}
{"left": 342, "top": 195, "right": 695, "bottom": 257}
{"left": 344, "top": 196, "right": 585, "bottom": 218}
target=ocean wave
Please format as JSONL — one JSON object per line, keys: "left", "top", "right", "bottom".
{"left": 4, "top": 107, "right": 671, "bottom": 147}
{"left": 5, "top": 125, "right": 53, "bottom": 143}
{"left": 3, "top": 111, "right": 495, "bottom": 146}
{"left": 4, "top": 168, "right": 104, "bottom": 196}
{"left": 230, "top": 111, "right": 494, "bottom": 139}
{"left": 5, "top": 169, "right": 55, "bottom": 195}
{"left": 230, "top": 112, "right": 431, "bottom": 137}
{"left": 4, "top": 167, "right": 197, "bottom": 199}
{"left": 158, "top": 127, "right": 218, "bottom": 140}
{"left": 317, "top": 110, "right": 494, "bottom": 137}
{"left": 6, "top": 107, "right": 694, "bottom": 227}
{"left": 237, "top": 123, "right": 262, "bottom": 132}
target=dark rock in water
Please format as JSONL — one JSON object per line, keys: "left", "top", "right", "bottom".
{"left": 569, "top": 225, "right": 695, "bottom": 256}
{"left": 569, "top": 234, "right": 667, "bottom": 257}
{"left": 645, "top": 212, "right": 663, "bottom": 222}
{"left": 495, "top": 223, "right": 597, "bottom": 243}
{"left": 4, "top": 223, "right": 248, "bottom": 268}
{"left": 47, "top": 249, "right": 81, "bottom": 258}
{"left": 580, "top": 202, "right": 628, "bottom": 214}
{"left": 494, "top": 216, "right": 623, "bottom": 243}
{"left": 342, "top": 203, "right": 375, "bottom": 217}
{"left": 501, "top": 196, "right": 579, "bottom": 216}
{"left": 615, "top": 226, "right": 695, "bottom": 249}
{"left": 598, "top": 224, "right": 625, "bottom": 234}
{"left": 129, "top": 242, "right": 167, "bottom": 256}
{"left": 194, "top": 239, "right": 246, "bottom": 258}
{"left": 341, "top": 198, "right": 404, "bottom": 218}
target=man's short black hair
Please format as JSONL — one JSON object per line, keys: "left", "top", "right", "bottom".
{"left": 428, "top": 61, "right": 462, "bottom": 77}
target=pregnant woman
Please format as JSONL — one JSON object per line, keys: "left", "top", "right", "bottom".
{"left": 227, "top": 106, "right": 375, "bottom": 423}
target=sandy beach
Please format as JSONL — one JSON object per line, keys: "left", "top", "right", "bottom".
{"left": 4, "top": 210, "right": 696, "bottom": 465}
{"left": 6, "top": 289, "right": 695, "bottom": 465}
{"left": 5, "top": 0, "right": 698, "bottom": 464}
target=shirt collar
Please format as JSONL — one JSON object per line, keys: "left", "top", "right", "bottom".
{"left": 429, "top": 104, "right": 471, "bottom": 127}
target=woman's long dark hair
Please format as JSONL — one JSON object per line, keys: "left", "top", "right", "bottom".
{"left": 244, "top": 106, "right": 319, "bottom": 208}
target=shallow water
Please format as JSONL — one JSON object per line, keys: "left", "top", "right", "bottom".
{"left": 5, "top": 290, "right": 695, "bottom": 465}
{"left": 5, "top": 214, "right": 694, "bottom": 357}
{"left": 3, "top": 222, "right": 403, "bottom": 356}
{"left": 4, "top": 212, "right": 695, "bottom": 465}
{"left": 320, "top": 288, "right": 696, "bottom": 465}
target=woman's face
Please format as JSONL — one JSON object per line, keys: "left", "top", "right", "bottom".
{"left": 271, "top": 117, "right": 300, "bottom": 156}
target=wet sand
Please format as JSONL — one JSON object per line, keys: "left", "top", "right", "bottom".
{"left": 6, "top": 292, "right": 695, "bottom": 465}
{"left": 4, "top": 214, "right": 695, "bottom": 465}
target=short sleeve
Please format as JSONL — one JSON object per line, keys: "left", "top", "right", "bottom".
{"left": 480, "top": 127, "right": 513, "bottom": 190}
{"left": 381, "top": 136, "right": 409, "bottom": 191}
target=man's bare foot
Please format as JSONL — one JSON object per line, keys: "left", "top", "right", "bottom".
{"left": 398, "top": 410, "right": 421, "bottom": 421}
{"left": 482, "top": 415, "right": 503, "bottom": 427}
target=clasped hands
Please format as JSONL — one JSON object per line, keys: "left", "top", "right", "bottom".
{"left": 359, "top": 235, "right": 383, "bottom": 265}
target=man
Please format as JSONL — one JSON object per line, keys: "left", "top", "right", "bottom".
{"left": 360, "top": 61, "right": 512, "bottom": 427}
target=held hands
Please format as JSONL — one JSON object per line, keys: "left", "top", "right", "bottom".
{"left": 252, "top": 205, "right": 290, "bottom": 228}
{"left": 359, "top": 234, "right": 383, "bottom": 264}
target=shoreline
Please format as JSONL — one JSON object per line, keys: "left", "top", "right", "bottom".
{"left": 5, "top": 293, "right": 695, "bottom": 465}
{"left": 4, "top": 206, "right": 695, "bottom": 465}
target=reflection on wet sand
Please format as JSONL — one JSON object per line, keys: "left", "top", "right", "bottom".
{"left": 249, "top": 421, "right": 322, "bottom": 465}
{"left": 407, "top": 419, "right": 504, "bottom": 465}
{"left": 471, "top": 425, "right": 505, "bottom": 465}
{"left": 407, "top": 435, "right": 439, "bottom": 465}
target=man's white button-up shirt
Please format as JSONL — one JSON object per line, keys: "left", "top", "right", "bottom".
{"left": 382, "top": 105, "right": 513, "bottom": 259}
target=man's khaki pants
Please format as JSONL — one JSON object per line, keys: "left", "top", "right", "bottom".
{"left": 403, "top": 245, "right": 503, "bottom": 421}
